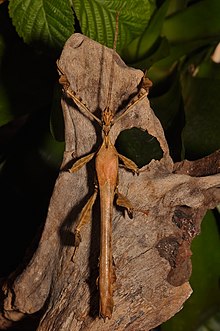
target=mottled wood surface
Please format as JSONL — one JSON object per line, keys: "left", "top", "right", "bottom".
{"left": 1, "top": 34, "right": 220, "bottom": 331}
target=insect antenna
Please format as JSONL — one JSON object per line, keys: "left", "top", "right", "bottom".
{"left": 113, "top": 11, "right": 119, "bottom": 52}
{"left": 105, "top": 12, "right": 120, "bottom": 114}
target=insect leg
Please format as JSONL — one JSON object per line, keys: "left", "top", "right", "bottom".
{"left": 69, "top": 152, "right": 96, "bottom": 173}
{"left": 115, "top": 190, "right": 133, "bottom": 218}
{"left": 72, "top": 186, "right": 98, "bottom": 258}
{"left": 117, "top": 152, "right": 139, "bottom": 174}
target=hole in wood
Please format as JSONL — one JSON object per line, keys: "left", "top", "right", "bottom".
{"left": 115, "top": 127, "right": 163, "bottom": 168}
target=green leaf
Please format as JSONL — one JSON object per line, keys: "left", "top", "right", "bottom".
{"left": 150, "top": 72, "right": 184, "bottom": 160}
{"left": 50, "top": 83, "right": 65, "bottom": 142}
{"left": 146, "top": 39, "right": 219, "bottom": 95}
{"left": 0, "top": 33, "right": 12, "bottom": 126}
{"left": 123, "top": 0, "right": 170, "bottom": 64}
{"left": 162, "top": 0, "right": 220, "bottom": 44}
{"left": 166, "top": 0, "right": 188, "bottom": 15}
{"left": 72, "top": 0, "right": 156, "bottom": 52}
{"left": 195, "top": 59, "right": 220, "bottom": 79}
{"left": 196, "top": 311, "right": 220, "bottom": 331}
{"left": 162, "top": 211, "right": 220, "bottom": 331}
{"left": 38, "top": 131, "right": 64, "bottom": 169}
{"left": 9, "top": 0, "right": 74, "bottom": 49}
{"left": 130, "top": 36, "right": 170, "bottom": 70}
{"left": 181, "top": 64, "right": 220, "bottom": 159}
{"left": 144, "top": 0, "right": 220, "bottom": 80}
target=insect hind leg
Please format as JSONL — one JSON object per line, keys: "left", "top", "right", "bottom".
{"left": 72, "top": 187, "right": 98, "bottom": 259}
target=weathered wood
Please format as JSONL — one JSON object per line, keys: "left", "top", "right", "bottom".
{"left": 0, "top": 34, "right": 220, "bottom": 331}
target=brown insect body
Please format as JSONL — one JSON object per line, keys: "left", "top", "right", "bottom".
{"left": 95, "top": 133, "right": 118, "bottom": 319}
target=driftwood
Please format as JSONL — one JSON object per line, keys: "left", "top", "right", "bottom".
{"left": 0, "top": 34, "right": 220, "bottom": 331}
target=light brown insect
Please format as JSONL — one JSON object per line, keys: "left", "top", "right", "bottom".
{"left": 57, "top": 15, "right": 152, "bottom": 319}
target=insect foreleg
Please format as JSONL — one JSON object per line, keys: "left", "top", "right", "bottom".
{"left": 69, "top": 152, "right": 96, "bottom": 173}
{"left": 57, "top": 61, "right": 102, "bottom": 125}
{"left": 113, "top": 76, "right": 152, "bottom": 125}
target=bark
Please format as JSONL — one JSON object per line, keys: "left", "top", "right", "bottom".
{"left": 0, "top": 34, "right": 220, "bottom": 331}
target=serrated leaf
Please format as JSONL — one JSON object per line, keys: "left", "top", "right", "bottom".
{"left": 9, "top": 0, "right": 74, "bottom": 49}
{"left": 72, "top": 0, "right": 156, "bottom": 52}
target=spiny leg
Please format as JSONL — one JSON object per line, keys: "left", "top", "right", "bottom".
{"left": 113, "top": 76, "right": 152, "bottom": 125}
{"left": 112, "top": 75, "right": 152, "bottom": 216}
{"left": 116, "top": 189, "right": 150, "bottom": 222}
{"left": 114, "top": 149, "right": 139, "bottom": 217}
{"left": 69, "top": 152, "right": 96, "bottom": 173}
{"left": 68, "top": 151, "right": 97, "bottom": 257}
{"left": 57, "top": 60, "right": 70, "bottom": 91}
{"left": 64, "top": 87, "right": 102, "bottom": 125}
{"left": 115, "top": 190, "right": 133, "bottom": 218}
{"left": 117, "top": 152, "right": 139, "bottom": 174}
{"left": 57, "top": 60, "right": 102, "bottom": 125}
{"left": 72, "top": 187, "right": 98, "bottom": 259}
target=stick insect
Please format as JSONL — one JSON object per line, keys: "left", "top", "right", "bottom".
{"left": 57, "top": 15, "right": 152, "bottom": 320}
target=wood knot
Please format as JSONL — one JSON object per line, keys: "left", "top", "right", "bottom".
{"left": 156, "top": 235, "right": 192, "bottom": 287}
